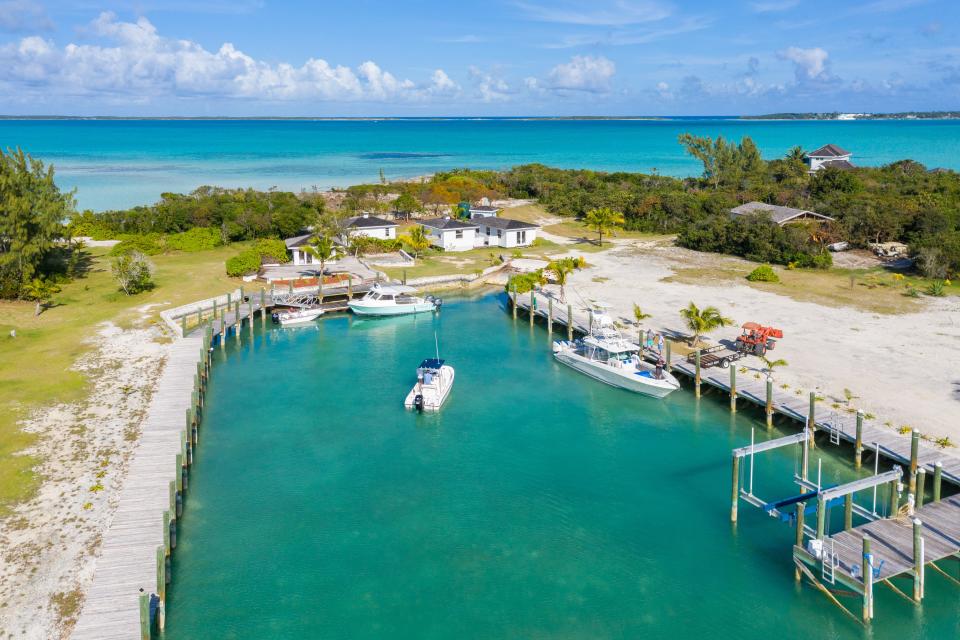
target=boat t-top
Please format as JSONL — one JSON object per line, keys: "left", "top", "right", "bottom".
{"left": 348, "top": 283, "right": 441, "bottom": 317}
{"left": 552, "top": 303, "right": 680, "bottom": 398}
{"left": 404, "top": 358, "right": 455, "bottom": 412}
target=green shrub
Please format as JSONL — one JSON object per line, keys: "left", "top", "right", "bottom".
{"left": 109, "top": 234, "right": 164, "bottom": 256}
{"left": 505, "top": 270, "right": 544, "bottom": 294}
{"left": 225, "top": 250, "right": 262, "bottom": 277}
{"left": 166, "top": 227, "right": 224, "bottom": 252}
{"left": 746, "top": 264, "right": 780, "bottom": 283}
{"left": 253, "top": 238, "right": 291, "bottom": 264}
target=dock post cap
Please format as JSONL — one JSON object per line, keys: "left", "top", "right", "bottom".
{"left": 913, "top": 518, "right": 922, "bottom": 525}
{"left": 934, "top": 461, "right": 942, "bottom": 467}
{"left": 857, "top": 409, "right": 864, "bottom": 415}
{"left": 918, "top": 467, "right": 926, "bottom": 475}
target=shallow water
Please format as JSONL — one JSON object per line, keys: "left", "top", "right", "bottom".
{"left": 3, "top": 118, "right": 960, "bottom": 211}
{"left": 163, "top": 293, "right": 958, "bottom": 639}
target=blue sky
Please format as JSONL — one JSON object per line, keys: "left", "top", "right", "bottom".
{"left": 0, "top": 0, "right": 957, "bottom": 116}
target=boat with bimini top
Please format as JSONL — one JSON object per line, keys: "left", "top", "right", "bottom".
{"left": 348, "top": 283, "right": 441, "bottom": 316}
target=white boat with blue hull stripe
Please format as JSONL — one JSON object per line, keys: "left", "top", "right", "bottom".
{"left": 348, "top": 283, "right": 441, "bottom": 316}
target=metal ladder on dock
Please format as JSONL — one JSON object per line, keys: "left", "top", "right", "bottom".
{"left": 828, "top": 411, "right": 841, "bottom": 446}
{"left": 821, "top": 538, "right": 836, "bottom": 584}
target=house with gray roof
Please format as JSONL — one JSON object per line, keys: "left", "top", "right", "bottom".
{"left": 476, "top": 216, "right": 540, "bottom": 248}
{"left": 729, "top": 202, "right": 834, "bottom": 226}
{"left": 805, "top": 144, "right": 855, "bottom": 173}
{"left": 420, "top": 217, "right": 480, "bottom": 252}
{"left": 338, "top": 213, "right": 398, "bottom": 244}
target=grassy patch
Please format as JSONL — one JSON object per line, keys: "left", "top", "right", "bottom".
{"left": 664, "top": 262, "right": 944, "bottom": 314}
{"left": 0, "top": 245, "right": 240, "bottom": 514}
{"left": 381, "top": 248, "right": 502, "bottom": 280}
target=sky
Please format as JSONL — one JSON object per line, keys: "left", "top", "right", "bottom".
{"left": 0, "top": 0, "right": 958, "bottom": 116}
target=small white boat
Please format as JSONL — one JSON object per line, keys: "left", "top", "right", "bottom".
{"left": 271, "top": 307, "right": 324, "bottom": 326}
{"left": 552, "top": 306, "right": 680, "bottom": 399}
{"left": 348, "top": 283, "right": 441, "bottom": 317}
{"left": 404, "top": 358, "right": 455, "bottom": 412}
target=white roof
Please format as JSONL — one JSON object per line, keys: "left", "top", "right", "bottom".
{"left": 372, "top": 283, "right": 416, "bottom": 294}
{"left": 584, "top": 335, "right": 638, "bottom": 354}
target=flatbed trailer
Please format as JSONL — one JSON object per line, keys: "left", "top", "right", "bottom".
{"left": 686, "top": 343, "right": 744, "bottom": 369}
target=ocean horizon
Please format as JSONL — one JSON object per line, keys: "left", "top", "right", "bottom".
{"left": 3, "top": 117, "right": 959, "bottom": 211}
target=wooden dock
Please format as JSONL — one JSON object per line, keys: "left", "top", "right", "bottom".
{"left": 72, "top": 334, "right": 206, "bottom": 640}
{"left": 511, "top": 288, "right": 960, "bottom": 486}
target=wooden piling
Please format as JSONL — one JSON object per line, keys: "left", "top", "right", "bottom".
{"left": 180, "top": 314, "right": 187, "bottom": 337}
{"left": 588, "top": 309, "right": 594, "bottom": 333}
{"left": 909, "top": 430, "right": 920, "bottom": 496}
{"left": 566, "top": 304, "right": 573, "bottom": 340}
{"left": 155, "top": 546, "right": 166, "bottom": 630}
{"left": 862, "top": 536, "right": 873, "bottom": 622}
{"left": 402, "top": 268, "right": 407, "bottom": 285}
{"left": 888, "top": 478, "right": 899, "bottom": 517}
{"left": 226, "top": 292, "right": 231, "bottom": 306}
{"left": 765, "top": 376, "right": 773, "bottom": 428}
{"left": 807, "top": 391, "right": 817, "bottom": 449}
{"left": 912, "top": 518, "right": 925, "bottom": 602}
{"left": 730, "top": 454, "right": 740, "bottom": 523}
{"left": 916, "top": 468, "right": 926, "bottom": 510}
{"left": 844, "top": 494, "right": 853, "bottom": 531}
{"left": 348, "top": 276, "right": 353, "bottom": 297}
{"left": 933, "top": 461, "right": 942, "bottom": 502}
{"left": 694, "top": 350, "right": 702, "bottom": 398}
{"left": 138, "top": 591, "right": 150, "bottom": 639}
{"left": 815, "top": 495, "right": 826, "bottom": 539}
{"left": 729, "top": 365, "right": 737, "bottom": 412}
{"left": 529, "top": 290, "right": 534, "bottom": 327}
{"left": 512, "top": 285, "right": 517, "bottom": 319}
{"left": 855, "top": 410, "right": 864, "bottom": 468}
{"left": 547, "top": 298, "right": 553, "bottom": 335}
{"left": 665, "top": 340, "right": 672, "bottom": 372}
{"left": 794, "top": 502, "right": 805, "bottom": 581}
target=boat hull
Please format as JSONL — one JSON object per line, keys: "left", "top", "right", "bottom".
{"left": 349, "top": 301, "right": 437, "bottom": 316}
{"left": 275, "top": 309, "right": 324, "bottom": 326}
{"left": 553, "top": 348, "right": 679, "bottom": 399}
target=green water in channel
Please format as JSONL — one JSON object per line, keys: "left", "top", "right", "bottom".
{"left": 163, "top": 293, "right": 958, "bottom": 639}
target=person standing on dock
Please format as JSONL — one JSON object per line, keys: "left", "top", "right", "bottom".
{"left": 657, "top": 333, "right": 665, "bottom": 355}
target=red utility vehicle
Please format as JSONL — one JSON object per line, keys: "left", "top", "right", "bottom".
{"left": 734, "top": 322, "right": 783, "bottom": 356}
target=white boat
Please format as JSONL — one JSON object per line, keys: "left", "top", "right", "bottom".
{"left": 552, "top": 306, "right": 680, "bottom": 399}
{"left": 271, "top": 307, "right": 324, "bottom": 326}
{"left": 404, "top": 358, "right": 455, "bottom": 412}
{"left": 348, "top": 283, "right": 441, "bottom": 317}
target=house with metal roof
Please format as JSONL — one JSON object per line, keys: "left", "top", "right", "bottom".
{"left": 805, "top": 144, "right": 855, "bottom": 173}
{"left": 469, "top": 205, "right": 501, "bottom": 219}
{"left": 729, "top": 202, "right": 834, "bottom": 226}
{"left": 476, "top": 216, "right": 540, "bottom": 248}
{"left": 339, "top": 213, "right": 399, "bottom": 243}
{"left": 284, "top": 232, "right": 318, "bottom": 266}
{"left": 420, "top": 217, "right": 480, "bottom": 252}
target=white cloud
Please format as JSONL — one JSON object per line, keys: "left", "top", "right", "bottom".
{"left": 542, "top": 16, "right": 711, "bottom": 48}
{"left": 779, "top": 46, "right": 830, "bottom": 81}
{"left": 515, "top": 1, "right": 671, "bottom": 26}
{"left": 544, "top": 55, "right": 616, "bottom": 92}
{"left": 0, "top": 12, "right": 455, "bottom": 103}
{"left": 469, "top": 66, "right": 511, "bottom": 102}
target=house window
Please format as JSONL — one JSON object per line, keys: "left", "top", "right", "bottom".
{"left": 519, "top": 230, "right": 527, "bottom": 244}
{"left": 497, "top": 229, "right": 502, "bottom": 238}
{"left": 486, "top": 227, "right": 491, "bottom": 236}
{"left": 455, "top": 230, "right": 463, "bottom": 239}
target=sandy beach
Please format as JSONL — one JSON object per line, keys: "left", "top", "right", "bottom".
{"left": 549, "top": 239, "right": 960, "bottom": 443}
{"left": 0, "top": 322, "right": 169, "bottom": 640}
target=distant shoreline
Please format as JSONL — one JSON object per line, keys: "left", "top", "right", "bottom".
{"left": 1, "top": 113, "right": 958, "bottom": 121}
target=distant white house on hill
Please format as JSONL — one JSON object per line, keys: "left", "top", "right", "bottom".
{"left": 476, "top": 217, "right": 539, "bottom": 248}
{"left": 339, "top": 214, "right": 398, "bottom": 243}
{"left": 730, "top": 202, "right": 834, "bottom": 226}
{"left": 420, "top": 217, "right": 479, "bottom": 252}
{"left": 805, "top": 144, "right": 855, "bottom": 173}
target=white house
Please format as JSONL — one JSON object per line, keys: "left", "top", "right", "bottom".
{"left": 805, "top": 144, "right": 855, "bottom": 173}
{"left": 469, "top": 205, "right": 500, "bottom": 219}
{"left": 285, "top": 232, "right": 317, "bottom": 266}
{"left": 420, "top": 217, "right": 479, "bottom": 252}
{"left": 339, "top": 214, "right": 398, "bottom": 244}
{"left": 729, "top": 202, "right": 834, "bottom": 226}
{"left": 476, "top": 217, "right": 539, "bottom": 248}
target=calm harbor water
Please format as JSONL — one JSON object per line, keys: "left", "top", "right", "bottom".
{"left": 162, "top": 293, "right": 957, "bottom": 639}
{"left": 2, "top": 118, "right": 960, "bottom": 211}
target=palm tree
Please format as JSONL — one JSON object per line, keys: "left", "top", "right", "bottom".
{"left": 22, "top": 277, "right": 60, "bottom": 316}
{"left": 400, "top": 225, "right": 431, "bottom": 258}
{"left": 632, "top": 303, "right": 651, "bottom": 343}
{"left": 786, "top": 145, "right": 806, "bottom": 163}
{"left": 583, "top": 207, "right": 625, "bottom": 247}
{"left": 679, "top": 301, "right": 733, "bottom": 346}
{"left": 760, "top": 356, "right": 788, "bottom": 375}
{"left": 547, "top": 259, "right": 574, "bottom": 302}
{"left": 304, "top": 235, "right": 344, "bottom": 279}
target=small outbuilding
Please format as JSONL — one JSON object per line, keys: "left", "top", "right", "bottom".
{"left": 285, "top": 232, "right": 317, "bottom": 266}
{"left": 420, "top": 217, "right": 479, "bottom": 252}
{"left": 476, "top": 217, "right": 540, "bottom": 248}
{"left": 340, "top": 213, "right": 398, "bottom": 243}
{"left": 469, "top": 205, "right": 501, "bottom": 219}
{"left": 729, "top": 202, "right": 834, "bottom": 226}
{"left": 805, "top": 144, "right": 855, "bottom": 173}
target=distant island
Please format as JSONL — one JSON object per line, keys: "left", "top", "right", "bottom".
{"left": 744, "top": 111, "right": 960, "bottom": 120}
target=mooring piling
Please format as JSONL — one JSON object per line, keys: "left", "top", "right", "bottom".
{"left": 729, "top": 365, "right": 737, "bottom": 412}
{"left": 529, "top": 290, "right": 534, "bottom": 327}
{"left": 855, "top": 410, "right": 864, "bottom": 468}
{"left": 863, "top": 536, "right": 874, "bottom": 622}
{"left": 765, "top": 377, "right": 773, "bottom": 428}
{"left": 916, "top": 468, "right": 926, "bottom": 509}
{"left": 730, "top": 452, "right": 740, "bottom": 523}
{"left": 139, "top": 591, "right": 150, "bottom": 640}
{"left": 913, "top": 518, "right": 925, "bottom": 602}
{"left": 512, "top": 285, "right": 517, "bottom": 319}
{"left": 694, "top": 350, "right": 702, "bottom": 398}
{"left": 933, "top": 462, "right": 942, "bottom": 502}
{"left": 665, "top": 340, "right": 672, "bottom": 372}
{"left": 566, "top": 304, "right": 573, "bottom": 340}
{"left": 844, "top": 494, "right": 853, "bottom": 530}
{"left": 909, "top": 430, "right": 920, "bottom": 496}
{"left": 547, "top": 298, "right": 553, "bottom": 335}
{"left": 807, "top": 391, "right": 817, "bottom": 448}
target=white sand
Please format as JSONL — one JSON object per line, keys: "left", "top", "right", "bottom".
{"left": 0, "top": 322, "right": 169, "bottom": 640}
{"left": 553, "top": 240, "right": 960, "bottom": 442}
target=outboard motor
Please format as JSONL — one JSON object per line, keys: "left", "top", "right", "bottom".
{"left": 434, "top": 297, "right": 443, "bottom": 311}
{"left": 271, "top": 312, "right": 281, "bottom": 324}
{"left": 414, "top": 394, "right": 425, "bottom": 413}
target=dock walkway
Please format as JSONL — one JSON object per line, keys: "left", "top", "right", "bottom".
{"left": 71, "top": 335, "right": 204, "bottom": 640}
{"left": 511, "top": 288, "right": 960, "bottom": 486}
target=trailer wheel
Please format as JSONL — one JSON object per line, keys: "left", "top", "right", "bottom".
{"left": 719, "top": 358, "right": 730, "bottom": 369}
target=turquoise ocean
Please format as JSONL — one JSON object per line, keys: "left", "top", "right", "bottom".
{"left": 162, "top": 295, "right": 957, "bottom": 639}
{"left": 2, "top": 118, "right": 960, "bottom": 211}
